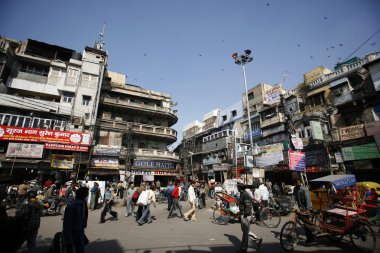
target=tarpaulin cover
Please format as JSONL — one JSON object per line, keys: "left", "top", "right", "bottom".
{"left": 310, "top": 174, "right": 356, "bottom": 189}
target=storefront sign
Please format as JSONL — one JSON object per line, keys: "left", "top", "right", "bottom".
{"left": 365, "top": 121, "right": 380, "bottom": 136}
{"left": 129, "top": 170, "right": 178, "bottom": 176}
{"left": 133, "top": 160, "right": 175, "bottom": 170}
{"left": 289, "top": 150, "right": 306, "bottom": 171}
{"left": 244, "top": 129, "right": 262, "bottom": 140}
{"left": 44, "top": 143, "right": 88, "bottom": 152}
{"left": 262, "top": 124, "right": 285, "bottom": 137}
{"left": 202, "top": 156, "right": 222, "bottom": 165}
{"left": 213, "top": 164, "right": 229, "bottom": 171}
{"left": 6, "top": 143, "right": 44, "bottom": 158}
{"left": 341, "top": 143, "right": 380, "bottom": 161}
{"left": 0, "top": 125, "right": 91, "bottom": 146}
{"left": 264, "top": 84, "right": 283, "bottom": 104}
{"left": 51, "top": 154, "right": 74, "bottom": 169}
{"left": 91, "top": 158, "right": 119, "bottom": 168}
{"left": 339, "top": 124, "right": 365, "bottom": 141}
{"left": 335, "top": 152, "right": 344, "bottom": 163}
{"left": 143, "top": 175, "right": 155, "bottom": 181}
{"left": 310, "top": 121, "right": 324, "bottom": 140}
{"left": 93, "top": 146, "right": 120, "bottom": 155}
{"left": 258, "top": 143, "right": 283, "bottom": 154}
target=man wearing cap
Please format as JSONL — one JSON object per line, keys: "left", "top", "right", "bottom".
{"left": 15, "top": 190, "right": 44, "bottom": 250}
{"left": 236, "top": 182, "right": 262, "bottom": 253}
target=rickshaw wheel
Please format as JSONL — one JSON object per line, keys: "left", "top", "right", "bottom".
{"left": 260, "top": 207, "right": 281, "bottom": 228}
{"left": 349, "top": 219, "right": 376, "bottom": 253}
{"left": 320, "top": 215, "right": 344, "bottom": 241}
{"left": 280, "top": 221, "right": 299, "bottom": 252}
{"left": 213, "top": 207, "right": 231, "bottom": 225}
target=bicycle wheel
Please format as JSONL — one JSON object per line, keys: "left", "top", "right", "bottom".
{"left": 213, "top": 207, "right": 231, "bottom": 225}
{"left": 260, "top": 207, "right": 281, "bottom": 228}
{"left": 280, "top": 221, "right": 299, "bottom": 252}
{"left": 349, "top": 219, "right": 376, "bottom": 253}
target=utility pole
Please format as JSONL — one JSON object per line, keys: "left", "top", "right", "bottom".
{"left": 124, "top": 124, "right": 134, "bottom": 182}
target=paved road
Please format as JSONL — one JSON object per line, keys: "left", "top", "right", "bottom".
{"left": 13, "top": 199, "right": 380, "bottom": 253}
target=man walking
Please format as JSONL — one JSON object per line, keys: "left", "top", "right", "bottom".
{"left": 137, "top": 185, "right": 156, "bottom": 225}
{"left": 236, "top": 182, "right": 262, "bottom": 253}
{"left": 168, "top": 181, "right": 183, "bottom": 219}
{"left": 183, "top": 181, "right": 197, "bottom": 221}
{"left": 89, "top": 182, "right": 100, "bottom": 210}
{"left": 165, "top": 181, "right": 174, "bottom": 211}
{"left": 125, "top": 183, "right": 136, "bottom": 217}
{"left": 100, "top": 185, "right": 118, "bottom": 223}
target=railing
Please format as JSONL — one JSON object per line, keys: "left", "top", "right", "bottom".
{"left": 132, "top": 148, "right": 179, "bottom": 160}
{"left": 261, "top": 115, "right": 286, "bottom": 128}
{"left": 102, "top": 97, "right": 178, "bottom": 117}
{"left": 99, "top": 119, "right": 177, "bottom": 139}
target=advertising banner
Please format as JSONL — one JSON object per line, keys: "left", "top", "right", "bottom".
{"left": 365, "top": 121, "right": 380, "bottom": 136}
{"left": 93, "top": 145, "right": 121, "bottom": 155}
{"left": 0, "top": 125, "right": 91, "bottom": 146}
{"left": 143, "top": 175, "right": 155, "bottom": 182}
{"left": 133, "top": 160, "right": 175, "bottom": 170}
{"left": 255, "top": 151, "right": 284, "bottom": 167}
{"left": 304, "top": 67, "right": 323, "bottom": 84}
{"left": 51, "top": 154, "right": 74, "bottom": 169}
{"left": 341, "top": 143, "right": 380, "bottom": 161}
{"left": 291, "top": 137, "right": 304, "bottom": 150}
{"left": 289, "top": 150, "right": 306, "bottom": 171}
{"left": 6, "top": 143, "right": 44, "bottom": 158}
{"left": 339, "top": 124, "right": 365, "bottom": 141}
{"left": 212, "top": 164, "right": 229, "bottom": 171}
{"left": 264, "top": 84, "right": 283, "bottom": 104}
{"left": 91, "top": 158, "right": 119, "bottom": 168}
{"left": 129, "top": 170, "right": 178, "bottom": 176}
{"left": 310, "top": 121, "right": 324, "bottom": 140}
{"left": 44, "top": 143, "right": 89, "bottom": 152}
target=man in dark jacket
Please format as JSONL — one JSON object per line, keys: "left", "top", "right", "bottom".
{"left": 236, "top": 182, "right": 262, "bottom": 253}
{"left": 63, "top": 187, "right": 89, "bottom": 253}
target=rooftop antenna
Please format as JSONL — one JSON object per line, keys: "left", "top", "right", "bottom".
{"left": 95, "top": 22, "right": 106, "bottom": 50}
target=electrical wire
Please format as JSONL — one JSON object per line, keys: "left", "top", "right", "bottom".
{"left": 342, "top": 29, "right": 380, "bottom": 62}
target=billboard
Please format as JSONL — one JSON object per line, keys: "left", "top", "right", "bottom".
{"left": 264, "top": 84, "right": 283, "bottom": 104}
{"left": 6, "top": 142, "right": 44, "bottom": 158}
{"left": 91, "top": 158, "right": 119, "bottom": 168}
{"left": 310, "top": 121, "right": 324, "bottom": 140}
{"left": 44, "top": 143, "right": 88, "bottom": 152}
{"left": 289, "top": 150, "right": 306, "bottom": 171}
{"left": 133, "top": 160, "right": 175, "bottom": 170}
{"left": 0, "top": 125, "right": 91, "bottom": 146}
{"left": 51, "top": 154, "right": 74, "bottom": 169}
{"left": 339, "top": 124, "right": 365, "bottom": 141}
{"left": 341, "top": 143, "right": 380, "bottom": 161}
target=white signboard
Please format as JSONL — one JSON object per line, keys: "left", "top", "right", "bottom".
{"left": 264, "top": 84, "right": 283, "bottom": 104}
{"left": 222, "top": 178, "right": 243, "bottom": 195}
{"left": 6, "top": 142, "right": 44, "bottom": 158}
{"left": 291, "top": 137, "right": 304, "bottom": 150}
{"left": 255, "top": 151, "right": 284, "bottom": 167}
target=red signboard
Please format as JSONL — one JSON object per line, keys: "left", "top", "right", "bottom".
{"left": 289, "top": 150, "right": 306, "bottom": 171}
{"left": 44, "top": 143, "right": 89, "bottom": 152}
{"left": 0, "top": 125, "right": 91, "bottom": 146}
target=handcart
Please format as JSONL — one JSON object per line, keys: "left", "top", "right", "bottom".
{"left": 212, "top": 191, "right": 240, "bottom": 225}
{"left": 280, "top": 174, "right": 376, "bottom": 252}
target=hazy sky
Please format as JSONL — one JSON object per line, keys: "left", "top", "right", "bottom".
{"left": 1, "top": 0, "right": 379, "bottom": 148}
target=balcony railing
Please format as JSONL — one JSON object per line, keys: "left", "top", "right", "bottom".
{"left": 99, "top": 119, "right": 177, "bottom": 140}
{"left": 132, "top": 148, "right": 179, "bottom": 160}
{"left": 261, "top": 115, "right": 286, "bottom": 128}
{"left": 102, "top": 97, "right": 177, "bottom": 118}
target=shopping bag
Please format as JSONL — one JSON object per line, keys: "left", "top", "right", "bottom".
{"left": 137, "top": 190, "right": 149, "bottom": 206}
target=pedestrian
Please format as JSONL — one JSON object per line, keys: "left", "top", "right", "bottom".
{"left": 293, "top": 179, "right": 314, "bottom": 244}
{"left": 63, "top": 187, "right": 89, "bottom": 253}
{"left": 156, "top": 180, "right": 161, "bottom": 192}
{"left": 65, "top": 182, "right": 76, "bottom": 205}
{"left": 183, "top": 181, "right": 197, "bottom": 221}
{"left": 168, "top": 181, "right": 183, "bottom": 219}
{"left": 137, "top": 185, "right": 156, "bottom": 225}
{"left": 165, "top": 181, "right": 174, "bottom": 211}
{"left": 90, "top": 182, "right": 100, "bottom": 210}
{"left": 125, "top": 183, "right": 136, "bottom": 217}
{"left": 259, "top": 179, "right": 269, "bottom": 207}
{"left": 198, "top": 182, "right": 206, "bottom": 209}
{"left": 117, "top": 180, "right": 125, "bottom": 200}
{"left": 236, "top": 182, "right": 262, "bottom": 253}
{"left": 15, "top": 189, "right": 44, "bottom": 250}
{"left": 135, "top": 182, "right": 146, "bottom": 221}
{"left": 17, "top": 181, "right": 29, "bottom": 209}
{"left": 100, "top": 185, "right": 118, "bottom": 223}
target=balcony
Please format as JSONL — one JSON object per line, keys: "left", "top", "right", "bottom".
{"left": 99, "top": 119, "right": 177, "bottom": 142}
{"left": 7, "top": 77, "right": 59, "bottom": 96}
{"left": 131, "top": 148, "right": 179, "bottom": 161}
{"left": 101, "top": 97, "right": 178, "bottom": 124}
{"left": 261, "top": 114, "right": 286, "bottom": 128}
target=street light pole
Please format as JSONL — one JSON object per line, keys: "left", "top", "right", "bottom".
{"left": 232, "top": 50, "right": 254, "bottom": 153}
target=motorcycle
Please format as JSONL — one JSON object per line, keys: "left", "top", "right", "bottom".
{"left": 1, "top": 188, "right": 18, "bottom": 209}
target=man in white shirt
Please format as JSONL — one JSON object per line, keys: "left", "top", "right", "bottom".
{"left": 259, "top": 180, "right": 269, "bottom": 207}
{"left": 183, "top": 181, "right": 197, "bottom": 221}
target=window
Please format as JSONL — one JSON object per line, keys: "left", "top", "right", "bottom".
{"left": 47, "top": 67, "right": 66, "bottom": 86}
{"left": 296, "top": 129, "right": 304, "bottom": 138}
{"left": 20, "top": 63, "right": 49, "bottom": 76}
{"left": 66, "top": 68, "right": 79, "bottom": 86}
{"left": 305, "top": 127, "right": 312, "bottom": 138}
{"left": 63, "top": 92, "right": 74, "bottom": 103}
{"left": 307, "top": 93, "right": 326, "bottom": 107}
{"left": 231, "top": 110, "right": 237, "bottom": 117}
{"left": 81, "top": 73, "right": 98, "bottom": 88}
{"left": 248, "top": 92, "right": 254, "bottom": 100}
{"left": 222, "top": 115, "right": 227, "bottom": 121}
{"left": 82, "top": 95, "right": 91, "bottom": 106}
{"left": 85, "top": 113, "right": 90, "bottom": 120}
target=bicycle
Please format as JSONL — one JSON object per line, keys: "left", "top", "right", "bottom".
{"left": 251, "top": 199, "right": 281, "bottom": 228}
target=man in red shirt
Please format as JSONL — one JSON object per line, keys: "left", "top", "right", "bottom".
{"left": 44, "top": 179, "right": 53, "bottom": 188}
{"left": 168, "top": 182, "right": 183, "bottom": 219}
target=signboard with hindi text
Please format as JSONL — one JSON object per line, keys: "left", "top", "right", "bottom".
{"left": 289, "top": 150, "right": 306, "bottom": 171}
{"left": 339, "top": 124, "right": 365, "bottom": 141}
{"left": 6, "top": 143, "right": 44, "bottom": 158}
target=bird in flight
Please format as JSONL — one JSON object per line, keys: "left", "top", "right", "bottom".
{"left": 338, "top": 43, "right": 343, "bottom": 47}
{"left": 324, "top": 17, "right": 328, "bottom": 20}
{"left": 144, "top": 53, "right": 147, "bottom": 56}
{"left": 310, "top": 56, "right": 314, "bottom": 59}
{"left": 297, "top": 44, "right": 301, "bottom": 47}
{"left": 266, "top": 3, "right": 270, "bottom": 6}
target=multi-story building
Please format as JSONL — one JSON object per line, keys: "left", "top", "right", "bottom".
{"left": 92, "top": 71, "right": 179, "bottom": 185}
{"left": 0, "top": 37, "right": 106, "bottom": 182}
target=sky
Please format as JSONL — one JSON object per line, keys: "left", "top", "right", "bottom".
{"left": 1, "top": 0, "right": 380, "bottom": 149}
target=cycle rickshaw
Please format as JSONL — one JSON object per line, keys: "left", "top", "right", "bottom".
{"left": 280, "top": 174, "right": 376, "bottom": 252}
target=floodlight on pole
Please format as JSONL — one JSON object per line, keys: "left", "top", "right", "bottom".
{"left": 232, "top": 50, "right": 254, "bottom": 153}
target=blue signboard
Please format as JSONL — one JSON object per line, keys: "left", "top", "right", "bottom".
{"left": 133, "top": 160, "right": 175, "bottom": 170}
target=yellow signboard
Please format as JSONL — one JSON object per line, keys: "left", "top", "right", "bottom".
{"left": 51, "top": 154, "right": 74, "bottom": 169}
